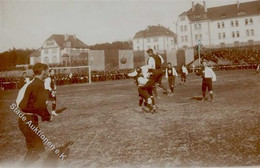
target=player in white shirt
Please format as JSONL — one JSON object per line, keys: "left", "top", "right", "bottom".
{"left": 165, "top": 62, "right": 178, "bottom": 95}
{"left": 128, "top": 65, "right": 155, "bottom": 113}
{"left": 44, "top": 69, "right": 58, "bottom": 116}
{"left": 196, "top": 60, "right": 217, "bottom": 102}
{"left": 20, "top": 72, "right": 30, "bottom": 88}
{"left": 181, "top": 64, "right": 188, "bottom": 85}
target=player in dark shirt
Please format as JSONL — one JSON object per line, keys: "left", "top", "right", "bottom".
{"left": 16, "top": 63, "right": 52, "bottom": 165}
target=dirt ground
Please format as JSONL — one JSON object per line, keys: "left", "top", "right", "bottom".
{"left": 0, "top": 70, "right": 259, "bottom": 168}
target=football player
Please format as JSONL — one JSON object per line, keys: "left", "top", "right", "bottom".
{"left": 44, "top": 69, "right": 58, "bottom": 116}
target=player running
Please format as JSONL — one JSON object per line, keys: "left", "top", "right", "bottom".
{"left": 44, "top": 69, "right": 58, "bottom": 116}
{"left": 165, "top": 62, "right": 178, "bottom": 95}
{"left": 181, "top": 64, "right": 188, "bottom": 85}
{"left": 196, "top": 60, "right": 217, "bottom": 102}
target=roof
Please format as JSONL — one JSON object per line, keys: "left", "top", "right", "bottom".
{"left": 44, "top": 34, "right": 88, "bottom": 49}
{"left": 134, "top": 25, "right": 176, "bottom": 39}
{"left": 29, "top": 50, "right": 40, "bottom": 57}
{"left": 183, "top": 1, "right": 260, "bottom": 22}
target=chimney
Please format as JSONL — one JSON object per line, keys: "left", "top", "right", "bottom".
{"left": 237, "top": 0, "right": 239, "bottom": 9}
{"left": 203, "top": 1, "right": 207, "bottom": 12}
{"left": 64, "top": 33, "right": 69, "bottom": 41}
{"left": 192, "top": 2, "right": 195, "bottom": 12}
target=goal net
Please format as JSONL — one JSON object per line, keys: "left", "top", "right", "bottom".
{"left": 51, "top": 66, "right": 92, "bottom": 84}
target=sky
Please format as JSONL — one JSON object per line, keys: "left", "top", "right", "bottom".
{"left": 0, "top": 0, "right": 252, "bottom": 52}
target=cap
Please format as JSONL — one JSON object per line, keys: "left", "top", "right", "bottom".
{"left": 146, "top": 48, "right": 153, "bottom": 53}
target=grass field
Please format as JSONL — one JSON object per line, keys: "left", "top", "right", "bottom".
{"left": 0, "top": 70, "right": 260, "bottom": 168}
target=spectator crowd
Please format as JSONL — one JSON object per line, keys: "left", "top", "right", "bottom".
{"left": 1, "top": 47, "right": 259, "bottom": 91}
{"left": 0, "top": 70, "right": 131, "bottom": 90}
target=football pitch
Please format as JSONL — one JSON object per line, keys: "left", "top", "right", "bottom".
{"left": 0, "top": 70, "right": 259, "bottom": 167}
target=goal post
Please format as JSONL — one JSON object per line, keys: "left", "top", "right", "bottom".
{"left": 51, "top": 66, "right": 92, "bottom": 84}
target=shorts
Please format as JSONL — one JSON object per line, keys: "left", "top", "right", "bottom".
{"left": 150, "top": 69, "right": 163, "bottom": 84}
{"left": 168, "top": 76, "right": 175, "bottom": 87}
{"left": 202, "top": 78, "right": 213, "bottom": 92}
{"left": 138, "top": 87, "right": 153, "bottom": 100}
{"left": 49, "top": 90, "right": 56, "bottom": 101}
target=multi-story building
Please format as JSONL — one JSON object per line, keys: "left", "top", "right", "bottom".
{"left": 176, "top": 0, "right": 260, "bottom": 49}
{"left": 30, "top": 34, "right": 89, "bottom": 65}
{"left": 133, "top": 25, "right": 177, "bottom": 52}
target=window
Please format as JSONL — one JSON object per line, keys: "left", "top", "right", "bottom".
{"left": 137, "top": 39, "right": 139, "bottom": 44}
{"left": 153, "top": 37, "right": 158, "bottom": 42}
{"left": 184, "top": 25, "right": 187, "bottom": 31}
{"left": 223, "top": 32, "right": 226, "bottom": 39}
{"left": 181, "top": 26, "right": 183, "bottom": 32}
{"left": 236, "top": 31, "right": 240, "bottom": 37}
{"left": 44, "top": 57, "right": 49, "bottom": 64}
{"left": 221, "top": 14, "right": 226, "bottom": 18}
{"left": 251, "top": 29, "right": 254, "bottom": 36}
{"left": 232, "top": 31, "right": 235, "bottom": 38}
{"left": 147, "top": 38, "right": 150, "bottom": 43}
{"left": 181, "top": 36, "right": 184, "bottom": 42}
{"left": 52, "top": 56, "right": 57, "bottom": 63}
{"left": 194, "top": 24, "right": 198, "bottom": 30}
{"left": 231, "top": 21, "right": 234, "bottom": 27}
{"left": 44, "top": 49, "right": 48, "bottom": 54}
{"left": 222, "top": 22, "right": 225, "bottom": 28}
{"left": 180, "top": 16, "right": 186, "bottom": 21}
{"left": 46, "top": 41, "right": 54, "bottom": 46}
{"left": 245, "top": 19, "right": 248, "bottom": 25}
{"left": 198, "top": 24, "right": 202, "bottom": 30}
{"left": 218, "top": 33, "right": 221, "bottom": 40}
{"left": 154, "top": 45, "right": 156, "bottom": 50}
{"left": 246, "top": 30, "right": 250, "bottom": 36}
{"left": 249, "top": 18, "right": 253, "bottom": 24}
{"left": 171, "top": 39, "right": 174, "bottom": 44}
{"left": 137, "top": 46, "right": 140, "bottom": 51}
{"left": 238, "top": 11, "right": 246, "bottom": 16}
{"left": 199, "top": 34, "right": 202, "bottom": 40}
{"left": 195, "top": 14, "right": 200, "bottom": 19}
{"left": 66, "top": 42, "right": 71, "bottom": 47}
{"left": 185, "top": 36, "right": 188, "bottom": 42}
{"left": 195, "top": 34, "right": 198, "bottom": 41}
{"left": 235, "top": 20, "right": 239, "bottom": 27}
{"left": 157, "top": 45, "right": 159, "bottom": 50}
{"left": 217, "top": 22, "right": 220, "bottom": 29}
{"left": 147, "top": 45, "right": 151, "bottom": 49}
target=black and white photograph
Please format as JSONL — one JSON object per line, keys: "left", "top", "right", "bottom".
{"left": 0, "top": 0, "right": 260, "bottom": 167}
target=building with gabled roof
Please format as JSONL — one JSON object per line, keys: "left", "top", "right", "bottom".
{"left": 176, "top": 0, "right": 260, "bottom": 49}
{"left": 30, "top": 34, "right": 89, "bottom": 65}
{"left": 133, "top": 25, "right": 177, "bottom": 52}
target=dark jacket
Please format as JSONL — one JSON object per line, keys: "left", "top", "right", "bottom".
{"left": 19, "top": 78, "right": 51, "bottom": 121}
